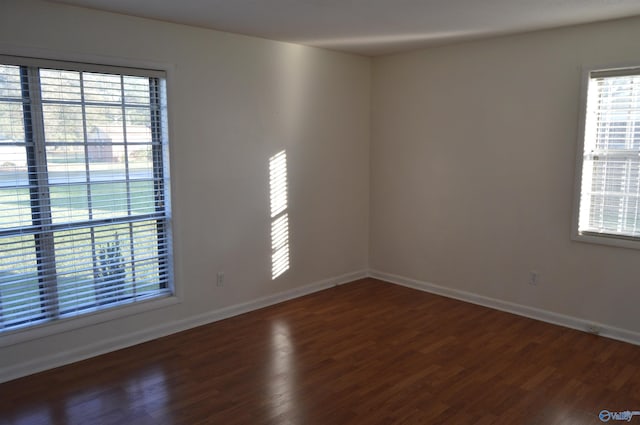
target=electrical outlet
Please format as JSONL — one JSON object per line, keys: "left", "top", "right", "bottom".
{"left": 528, "top": 271, "right": 539, "bottom": 286}
{"left": 216, "top": 272, "right": 224, "bottom": 287}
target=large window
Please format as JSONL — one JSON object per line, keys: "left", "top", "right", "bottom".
{"left": 0, "top": 56, "right": 173, "bottom": 334}
{"left": 574, "top": 65, "right": 640, "bottom": 248}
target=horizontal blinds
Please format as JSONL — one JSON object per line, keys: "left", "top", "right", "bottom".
{"left": 579, "top": 72, "right": 640, "bottom": 238}
{"left": 0, "top": 60, "right": 172, "bottom": 332}
{"left": 0, "top": 220, "right": 171, "bottom": 328}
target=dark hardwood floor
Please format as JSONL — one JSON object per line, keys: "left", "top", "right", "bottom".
{"left": 2, "top": 278, "right": 640, "bottom": 424}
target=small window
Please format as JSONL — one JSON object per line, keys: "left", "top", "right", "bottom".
{"left": 573, "top": 65, "right": 640, "bottom": 248}
{"left": 0, "top": 56, "right": 173, "bottom": 334}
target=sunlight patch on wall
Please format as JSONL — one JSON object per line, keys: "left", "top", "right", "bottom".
{"left": 270, "top": 151, "right": 289, "bottom": 280}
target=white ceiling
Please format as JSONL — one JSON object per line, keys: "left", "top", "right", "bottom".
{"left": 53, "top": 0, "right": 640, "bottom": 56}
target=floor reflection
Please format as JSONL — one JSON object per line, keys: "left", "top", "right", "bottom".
{"left": 124, "top": 366, "right": 171, "bottom": 420}
{"left": 269, "top": 320, "right": 299, "bottom": 423}
{"left": 59, "top": 366, "right": 170, "bottom": 425}
{"left": 7, "top": 404, "right": 52, "bottom": 425}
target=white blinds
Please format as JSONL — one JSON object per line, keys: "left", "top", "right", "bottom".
{"left": 578, "top": 71, "right": 640, "bottom": 238}
{"left": 0, "top": 59, "right": 172, "bottom": 332}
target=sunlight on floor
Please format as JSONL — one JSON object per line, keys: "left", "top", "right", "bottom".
{"left": 269, "top": 320, "right": 298, "bottom": 422}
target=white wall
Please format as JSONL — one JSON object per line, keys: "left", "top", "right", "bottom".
{"left": 371, "top": 16, "right": 640, "bottom": 336}
{"left": 0, "top": 0, "right": 370, "bottom": 380}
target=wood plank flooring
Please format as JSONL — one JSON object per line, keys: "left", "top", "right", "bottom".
{"left": 2, "top": 278, "right": 640, "bottom": 424}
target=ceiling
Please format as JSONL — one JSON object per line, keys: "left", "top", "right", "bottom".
{"left": 53, "top": 0, "right": 640, "bottom": 56}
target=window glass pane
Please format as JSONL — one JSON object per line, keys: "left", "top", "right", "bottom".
{"left": 86, "top": 106, "right": 123, "bottom": 143}
{"left": 0, "top": 65, "right": 23, "bottom": 99}
{"left": 123, "top": 76, "right": 150, "bottom": 106}
{"left": 91, "top": 182, "right": 128, "bottom": 219}
{"left": 55, "top": 224, "right": 151, "bottom": 314}
{"left": 128, "top": 145, "right": 153, "bottom": 178}
{"left": 0, "top": 144, "right": 30, "bottom": 229}
{"left": 83, "top": 73, "right": 121, "bottom": 104}
{"left": 0, "top": 65, "right": 25, "bottom": 144}
{"left": 46, "top": 145, "right": 87, "bottom": 182}
{"left": 43, "top": 104, "right": 83, "bottom": 143}
{"left": 586, "top": 159, "right": 640, "bottom": 236}
{"left": 135, "top": 260, "right": 161, "bottom": 293}
{"left": 54, "top": 228, "right": 97, "bottom": 314}
{"left": 131, "top": 220, "right": 163, "bottom": 292}
{"left": 596, "top": 195, "right": 622, "bottom": 232}
{"left": 0, "top": 144, "right": 28, "bottom": 170}
{"left": 0, "top": 102, "right": 25, "bottom": 143}
{"left": 0, "top": 187, "right": 32, "bottom": 229}
{"left": 88, "top": 152, "right": 126, "bottom": 183}
{"left": 49, "top": 184, "right": 89, "bottom": 224}
{"left": 130, "top": 180, "right": 155, "bottom": 215}
{"left": 625, "top": 197, "right": 640, "bottom": 233}
{"left": 598, "top": 121, "right": 627, "bottom": 150}
{"left": 56, "top": 226, "right": 138, "bottom": 313}
{"left": 92, "top": 224, "right": 133, "bottom": 304}
{"left": 40, "top": 69, "right": 81, "bottom": 102}
{"left": 0, "top": 235, "right": 41, "bottom": 328}
{"left": 125, "top": 109, "right": 152, "bottom": 138}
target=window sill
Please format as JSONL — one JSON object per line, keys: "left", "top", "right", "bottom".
{"left": 0, "top": 294, "right": 181, "bottom": 348}
{"left": 572, "top": 231, "right": 640, "bottom": 250}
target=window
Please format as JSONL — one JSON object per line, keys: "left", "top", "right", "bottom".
{"left": 574, "top": 65, "right": 640, "bottom": 248}
{"left": 0, "top": 56, "right": 173, "bottom": 334}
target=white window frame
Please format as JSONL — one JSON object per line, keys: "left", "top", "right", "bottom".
{"left": 572, "top": 63, "right": 640, "bottom": 250}
{"left": 0, "top": 52, "right": 180, "bottom": 347}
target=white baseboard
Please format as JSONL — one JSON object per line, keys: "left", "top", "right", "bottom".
{"left": 368, "top": 269, "right": 640, "bottom": 347}
{"left": 0, "top": 269, "right": 367, "bottom": 384}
